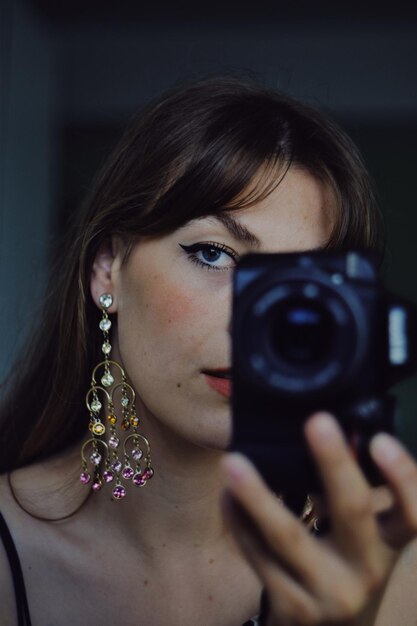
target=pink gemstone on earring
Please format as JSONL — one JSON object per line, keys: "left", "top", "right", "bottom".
{"left": 133, "top": 473, "right": 146, "bottom": 487}
{"left": 92, "top": 478, "right": 103, "bottom": 492}
{"left": 142, "top": 467, "right": 154, "bottom": 481}
{"left": 108, "top": 436, "right": 119, "bottom": 449}
{"left": 122, "top": 466, "right": 134, "bottom": 480}
{"left": 103, "top": 470, "right": 114, "bottom": 483}
{"left": 112, "top": 485, "right": 126, "bottom": 499}
{"left": 132, "top": 448, "right": 143, "bottom": 461}
{"left": 80, "top": 471, "right": 91, "bottom": 484}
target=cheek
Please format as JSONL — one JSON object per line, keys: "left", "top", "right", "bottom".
{"left": 154, "top": 283, "right": 198, "bottom": 327}
{"left": 144, "top": 278, "right": 205, "bottom": 333}
{"left": 124, "top": 271, "right": 209, "bottom": 354}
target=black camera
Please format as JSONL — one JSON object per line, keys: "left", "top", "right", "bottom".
{"left": 231, "top": 250, "right": 417, "bottom": 511}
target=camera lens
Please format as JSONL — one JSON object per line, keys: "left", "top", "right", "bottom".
{"left": 270, "top": 298, "right": 334, "bottom": 366}
{"left": 234, "top": 253, "right": 368, "bottom": 396}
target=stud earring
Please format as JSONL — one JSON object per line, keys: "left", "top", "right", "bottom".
{"left": 80, "top": 293, "right": 154, "bottom": 499}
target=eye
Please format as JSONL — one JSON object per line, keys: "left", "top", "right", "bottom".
{"left": 179, "top": 242, "right": 238, "bottom": 270}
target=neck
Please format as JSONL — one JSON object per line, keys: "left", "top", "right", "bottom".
{"left": 10, "top": 414, "right": 232, "bottom": 559}
{"left": 79, "top": 420, "right": 230, "bottom": 558}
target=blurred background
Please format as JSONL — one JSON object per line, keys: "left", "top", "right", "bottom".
{"left": 1, "top": 0, "right": 417, "bottom": 448}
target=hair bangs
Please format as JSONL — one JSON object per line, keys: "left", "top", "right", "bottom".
{"left": 134, "top": 136, "right": 290, "bottom": 236}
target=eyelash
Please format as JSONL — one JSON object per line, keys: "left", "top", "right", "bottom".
{"left": 179, "top": 242, "right": 239, "bottom": 271}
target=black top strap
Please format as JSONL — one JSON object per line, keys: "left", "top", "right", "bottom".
{"left": 0, "top": 507, "right": 266, "bottom": 626}
{"left": 258, "top": 588, "right": 270, "bottom": 624}
{"left": 0, "top": 511, "right": 32, "bottom": 626}
{"left": 242, "top": 589, "right": 269, "bottom": 626}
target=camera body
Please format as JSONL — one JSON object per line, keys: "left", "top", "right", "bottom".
{"left": 231, "top": 250, "right": 417, "bottom": 510}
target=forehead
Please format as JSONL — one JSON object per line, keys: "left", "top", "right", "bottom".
{"left": 203, "top": 167, "right": 335, "bottom": 253}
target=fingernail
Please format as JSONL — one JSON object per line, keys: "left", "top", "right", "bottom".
{"left": 370, "top": 433, "right": 402, "bottom": 464}
{"left": 221, "top": 453, "right": 252, "bottom": 486}
{"left": 307, "top": 412, "right": 340, "bottom": 444}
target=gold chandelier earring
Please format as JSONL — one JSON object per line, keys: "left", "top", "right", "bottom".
{"left": 80, "top": 293, "right": 154, "bottom": 499}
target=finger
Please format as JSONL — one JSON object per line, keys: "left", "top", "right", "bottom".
{"left": 220, "top": 491, "right": 321, "bottom": 626}
{"left": 220, "top": 453, "right": 368, "bottom": 603}
{"left": 221, "top": 452, "right": 324, "bottom": 581}
{"left": 371, "top": 485, "right": 395, "bottom": 515}
{"left": 370, "top": 433, "right": 417, "bottom": 543}
{"left": 221, "top": 491, "right": 367, "bottom": 625}
{"left": 304, "top": 413, "right": 387, "bottom": 571}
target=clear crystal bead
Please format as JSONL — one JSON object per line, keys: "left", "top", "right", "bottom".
{"left": 90, "top": 451, "right": 102, "bottom": 466}
{"left": 91, "top": 399, "right": 102, "bottom": 413}
{"left": 109, "top": 435, "right": 120, "bottom": 449}
{"left": 99, "top": 293, "right": 113, "bottom": 309}
{"left": 111, "top": 459, "right": 122, "bottom": 473}
{"left": 101, "top": 372, "right": 114, "bottom": 387}
{"left": 121, "top": 396, "right": 129, "bottom": 407}
{"left": 132, "top": 448, "right": 143, "bottom": 461}
{"left": 102, "top": 342, "right": 112, "bottom": 355}
{"left": 99, "top": 318, "right": 111, "bottom": 332}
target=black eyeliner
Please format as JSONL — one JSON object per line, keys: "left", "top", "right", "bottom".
{"left": 178, "top": 242, "right": 238, "bottom": 271}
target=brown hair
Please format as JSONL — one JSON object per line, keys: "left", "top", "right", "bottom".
{"left": 0, "top": 76, "right": 384, "bottom": 473}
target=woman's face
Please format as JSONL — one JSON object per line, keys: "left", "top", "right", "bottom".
{"left": 91, "top": 167, "right": 334, "bottom": 451}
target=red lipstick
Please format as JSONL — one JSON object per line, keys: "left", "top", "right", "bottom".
{"left": 202, "top": 370, "right": 232, "bottom": 398}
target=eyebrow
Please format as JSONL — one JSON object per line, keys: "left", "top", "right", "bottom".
{"left": 208, "top": 214, "right": 261, "bottom": 248}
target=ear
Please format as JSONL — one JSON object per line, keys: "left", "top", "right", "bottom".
{"left": 90, "top": 238, "right": 122, "bottom": 313}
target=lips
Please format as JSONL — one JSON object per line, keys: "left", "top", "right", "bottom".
{"left": 202, "top": 369, "right": 232, "bottom": 398}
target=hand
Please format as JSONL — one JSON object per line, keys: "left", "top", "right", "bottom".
{"left": 220, "top": 412, "right": 417, "bottom": 626}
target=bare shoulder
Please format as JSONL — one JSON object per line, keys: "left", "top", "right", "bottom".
{"left": 0, "top": 473, "right": 19, "bottom": 626}
{"left": 376, "top": 539, "right": 417, "bottom": 626}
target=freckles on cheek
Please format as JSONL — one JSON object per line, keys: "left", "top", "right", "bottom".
{"left": 147, "top": 281, "right": 204, "bottom": 330}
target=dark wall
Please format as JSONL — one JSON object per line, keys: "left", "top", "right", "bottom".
{"left": 2, "top": 0, "right": 417, "bottom": 450}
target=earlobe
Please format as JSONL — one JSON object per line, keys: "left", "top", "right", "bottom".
{"left": 90, "top": 239, "right": 119, "bottom": 313}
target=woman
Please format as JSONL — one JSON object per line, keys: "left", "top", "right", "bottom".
{"left": 1, "top": 76, "right": 417, "bottom": 626}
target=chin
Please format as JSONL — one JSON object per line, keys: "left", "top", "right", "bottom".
{"left": 199, "top": 422, "right": 233, "bottom": 452}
